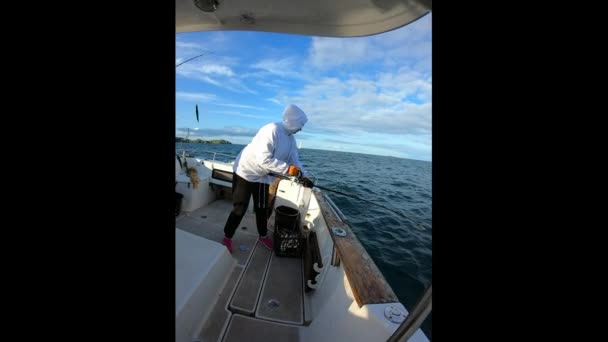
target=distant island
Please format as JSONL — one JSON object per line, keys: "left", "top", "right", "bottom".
{"left": 176, "top": 137, "right": 232, "bottom": 144}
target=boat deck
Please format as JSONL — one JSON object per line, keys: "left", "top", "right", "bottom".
{"left": 176, "top": 199, "right": 306, "bottom": 342}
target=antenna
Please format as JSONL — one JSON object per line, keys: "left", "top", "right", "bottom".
{"left": 179, "top": 128, "right": 190, "bottom": 159}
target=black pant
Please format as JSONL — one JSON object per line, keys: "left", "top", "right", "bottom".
{"left": 224, "top": 174, "right": 270, "bottom": 238}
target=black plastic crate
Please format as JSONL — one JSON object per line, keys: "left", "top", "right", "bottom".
{"left": 273, "top": 205, "right": 304, "bottom": 257}
{"left": 274, "top": 227, "right": 305, "bottom": 258}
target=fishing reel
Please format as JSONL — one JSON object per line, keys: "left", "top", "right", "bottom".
{"left": 272, "top": 172, "right": 316, "bottom": 189}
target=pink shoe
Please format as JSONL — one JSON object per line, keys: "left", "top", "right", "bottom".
{"left": 259, "top": 236, "right": 274, "bottom": 250}
{"left": 223, "top": 237, "right": 233, "bottom": 254}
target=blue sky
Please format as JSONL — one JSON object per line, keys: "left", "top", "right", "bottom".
{"left": 176, "top": 13, "right": 431, "bottom": 161}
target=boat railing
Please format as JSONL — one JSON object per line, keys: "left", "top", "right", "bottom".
{"left": 324, "top": 194, "right": 348, "bottom": 223}
{"left": 195, "top": 150, "right": 237, "bottom": 163}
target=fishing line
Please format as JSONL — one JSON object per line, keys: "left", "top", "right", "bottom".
{"left": 175, "top": 52, "right": 210, "bottom": 68}
{"left": 271, "top": 173, "right": 427, "bottom": 230}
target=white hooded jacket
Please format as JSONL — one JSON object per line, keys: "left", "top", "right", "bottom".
{"left": 233, "top": 105, "right": 308, "bottom": 184}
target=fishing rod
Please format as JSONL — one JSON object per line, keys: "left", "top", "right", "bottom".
{"left": 271, "top": 173, "right": 425, "bottom": 229}
{"left": 175, "top": 52, "right": 210, "bottom": 68}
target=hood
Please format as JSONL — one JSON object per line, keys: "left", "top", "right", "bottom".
{"left": 282, "top": 104, "right": 308, "bottom": 133}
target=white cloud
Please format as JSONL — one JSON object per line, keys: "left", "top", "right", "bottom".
{"left": 175, "top": 38, "right": 254, "bottom": 94}
{"left": 282, "top": 67, "right": 431, "bottom": 135}
{"left": 377, "top": 67, "right": 432, "bottom": 103}
{"left": 313, "top": 132, "right": 431, "bottom": 161}
{"left": 308, "top": 13, "right": 431, "bottom": 74}
{"left": 176, "top": 41, "right": 203, "bottom": 49}
{"left": 209, "top": 111, "right": 273, "bottom": 120}
{"left": 176, "top": 62, "right": 257, "bottom": 94}
{"left": 267, "top": 98, "right": 282, "bottom": 105}
{"left": 309, "top": 37, "right": 374, "bottom": 68}
{"left": 215, "top": 103, "right": 267, "bottom": 110}
{"left": 177, "top": 63, "right": 235, "bottom": 78}
{"left": 256, "top": 81, "right": 281, "bottom": 89}
{"left": 252, "top": 57, "right": 305, "bottom": 79}
{"left": 176, "top": 92, "right": 217, "bottom": 102}
{"left": 200, "top": 64, "right": 235, "bottom": 77}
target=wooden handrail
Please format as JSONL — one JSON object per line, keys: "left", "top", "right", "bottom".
{"left": 314, "top": 190, "right": 398, "bottom": 307}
